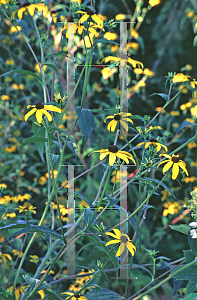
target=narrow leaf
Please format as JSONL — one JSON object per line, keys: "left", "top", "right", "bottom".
{"left": 0, "top": 69, "right": 43, "bottom": 85}
{"left": 150, "top": 93, "right": 169, "bottom": 102}
{"left": 170, "top": 224, "right": 191, "bottom": 235}
{"left": 42, "top": 63, "right": 60, "bottom": 74}
{"left": 175, "top": 120, "right": 197, "bottom": 135}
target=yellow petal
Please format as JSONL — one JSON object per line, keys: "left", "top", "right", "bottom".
{"left": 44, "top": 105, "right": 61, "bottom": 113}
{"left": 28, "top": 5, "right": 36, "bottom": 16}
{"left": 42, "top": 109, "right": 52, "bottom": 122}
{"left": 159, "top": 154, "right": 171, "bottom": 159}
{"left": 126, "top": 241, "right": 136, "bottom": 256}
{"left": 35, "top": 109, "right": 44, "bottom": 123}
{"left": 112, "top": 228, "right": 121, "bottom": 238}
{"left": 178, "top": 161, "right": 189, "bottom": 176}
{"left": 37, "top": 290, "right": 45, "bottom": 299}
{"left": 162, "top": 161, "right": 173, "bottom": 174}
{"left": 136, "top": 142, "right": 145, "bottom": 148}
{"left": 104, "top": 116, "right": 114, "bottom": 123}
{"left": 24, "top": 108, "right": 37, "bottom": 121}
{"left": 156, "top": 143, "right": 161, "bottom": 152}
{"left": 108, "top": 153, "right": 116, "bottom": 166}
{"left": 120, "top": 120, "right": 128, "bottom": 131}
{"left": 79, "top": 14, "right": 89, "bottom": 23}
{"left": 92, "top": 14, "right": 103, "bottom": 26}
{"left": 116, "top": 153, "right": 129, "bottom": 164}
{"left": 116, "top": 242, "right": 125, "bottom": 256}
{"left": 172, "top": 163, "right": 179, "bottom": 180}
{"left": 109, "top": 120, "right": 118, "bottom": 132}
{"left": 105, "top": 239, "right": 120, "bottom": 246}
{"left": 100, "top": 151, "right": 109, "bottom": 161}
{"left": 103, "top": 56, "right": 120, "bottom": 63}
{"left": 157, "top": 159, "right": 169, "bottom": 168}
{"left": 18, "top": 7, "right": 25, "bottom": 20}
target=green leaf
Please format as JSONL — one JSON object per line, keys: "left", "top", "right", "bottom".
{"left": 186, "top": 281, "right": 197, "bottom": 295}
{"left": 84, "top": 209, "right": 98, "bottom": 227}
{"left": 23, "top": 275, "right": 50, "bottom": 290}
{"left": 48, "top": 153, "right": 59, "bottom": 164}
{"left": 175, "top": 120, "right": 197, "bottom": 135}
{"left": 170, "top": 224, "right": 191, "bottom": 235}
{"left": 19, "top": 136, "right": 48, "bottom": 153}
{"left": 50, "top": 127, "right": 75, "bottom": 142}
{"left": 42, "top": 63, "right": 60, "bottom": 74}
{"left": 0, "top": 222, "right": 64, "bottom": 242}
{"left": 0, "top": 69, "right": 43, "bottom": 86}
{"left": 85, "top": 288, "right": 123, "bottom": 300}
{"left": 184, "top": 250, "right": 195, "bottom": 263}
{"left": 188, "top": 232, "right": 197, "bottom": 257}
{"left": 45, "top": 51, "right": 68, "bottom": 59}
{"left": 171, "top": 263, "right": 197, "bottom": 281}
{"left": 76, "top": 107, "right": 96, "bottom": 152}
{"left": 150, "top": 93, "right": 169, "bottom": 102}
{"left": 182, "top": 293, "right": 197, "bottom": 300}
{"left": 31, "top": 123, "right": 46, "bottom": 162}
{"left": 13, "top": 20, "right": 29, "bottom": 39}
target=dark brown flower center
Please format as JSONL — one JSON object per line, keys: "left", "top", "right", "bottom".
{"left": 87, "top": 9, "right": 94, "bottom": 15}
{"left": 22, "top": 2, "right": 30, "bottom": 7}
{"left": 150, "top": 138, "right": 157, "bottom": 142}
{"left": 108, "top": 145, "right": 118, "bottom": 153}
{"left": 50, "top": 10, "right": 56, "bottom": 15}
{"left": 120, "top": 235, "right": 128, "bottom": 243}
{"left": 75, "top": 294, "right": 80, "bottom": 298}
{"left": 171, "top": 156, "right": 180, "bottom": 163}
{"left": 36, "top": 103, "right": 44, "bottom": 109}
{"left": 187, "top": 76, "right": 193, "bottom": 81}
{"left": 114, "top": 114, "right": 121, "bottom": 121}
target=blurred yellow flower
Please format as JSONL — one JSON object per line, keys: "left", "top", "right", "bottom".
{"left": 101, "top": 66, "right": 118, "bottom": 79}
{"left": 1, "top": 95, "right": 10, "bottom": 100}
{"left": 5, "top": 58, "right": 15, "bottom": 65}
{"left": 115, "top": 14, "right": 126, "bottom": 21}
{"left": 103, "top": 56, "right": 143, "bottom": 69}
{"left": 163, "top": 202, "right": 182, "bottom": 217}
{"left": 13, "top": 3, "right": 49, "bottom": 20}
{"left": 149, "top": 0, "right": 160, "bottom": 6}
{"left": 104, "top": 32, "right": 118, "bottom": 40}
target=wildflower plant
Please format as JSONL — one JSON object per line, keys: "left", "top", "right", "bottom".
{"left": 1, "top": 1, "right": 197, "bottom": 300}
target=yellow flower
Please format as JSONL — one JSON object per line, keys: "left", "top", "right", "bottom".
{"left": 0, "top": 0, "right": 9, "bottom": 6}
{"left": 89, "top": 145, "right": 136, "bottom": 166}
{"left": 5, "top": 145, "right": 17, "bottom": 153}
{"left": 127, "top": 42, "right": 139, "bottom": 50}
{"left": 149, "top": 0, "right": 161, "bottom": 6}
{"left": 163, "top": 202, "right": 182, "bottom": 217}
{"left": 101, "top": 66, "right": 118, "bottom": 79}
{"left": 144, "top": 68, "right": 155, "bottom": 77}
{"left": 29, "top": 255, "right": 40, "bottom": 263}
{"left": 187, "top": 141, "right": 197, "bottom": 149}
{"left": 157, "top": 154, "right": 189, "bottom": 180}
{"left": 13, "top": 3, "right": 49, "bottom": 20}
{"left": 62, "top": 292, "right": 87, "bottom": 300}
{"left": 5, "top": 58, "right": 15, "bottom": 65}
{"left": 104, "top": 31, "right": 118, "bottom": 40}
{"left": 190, "top": 105, "right": 197, "bottom": 117}
{"left": 41, "top": 269, "right": 55, "bottom": 274}
{"left": 1, "top": 95, "right": 10, "bottom": 100}
{"left": 16, "top": 202, "right": 36, "bottom": 214}
{"left": 75, "top": 10, "right": 103, "bottom": 28}
{"left": 16, "top": 193, "right": 31, "bottom": 202}
{"left": 45, "top": 170, "right": 58, "bottom": 179}
{"left": 104, "top": 112, "right": 133, "bottom": 132}
{"left": 172, "top": 73, "right": 197, "bottom": 88}
{"left": 105, "top": 228, "right": 136, "bottom": 256}
{"left": 25, "top": 103, "right": 61, "bottom": 123}
{"left": 35, "top": 63, "right": 47, "bottom": 72}
{"left": 8, "top": 285, "right": 27, "bottom": 300}
{"left": 0, "top": 183, "right": 7, "bottom": 189}
{"left": 68, "top": 283, "right": 82, "bottom": 292}
{"left": 103, "top": 55, "right": 143, "bottom": 68}
{"left": 39, "top": 176, "right": 47, "bottom": 185}
{"left": 0, "top": 252, "right": 12, "bottom": 263}
{"left": 136, "top": 138, "right": 167, "bottom": 152}
{"left": 13, "top": 249, "right": 23, "bottom": 258}
{"left": 115, "top": 14, "right": 126, "bottom": 21}
{"left": 79, "top": 200, "right": 89, "bottom": 209}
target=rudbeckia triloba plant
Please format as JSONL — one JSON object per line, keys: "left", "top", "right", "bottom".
{"left": 25, "top": 103, "right": 61, "bottom": 123}
{"left": 89, "top": 145, "right": 136, "bottom": 166}
{"left": 104, "top": 112, "right": 133, "bottom": 132}
{"left": 105, "top": 229, "right": 136, "bottom": 257}
{"left": 136, "top": 138, "right": 168, "bottom": 152}
{"left": 157, "top": 154, "right": 189, "bottom": 180}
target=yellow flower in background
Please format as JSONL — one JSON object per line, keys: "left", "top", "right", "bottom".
{"left": 8, "top": 285, "right": 27, "bottom": 300}
{"left": 0, "top": 183, "right": 7, "bottom": 189}
{"left": 104, "top": 112, "right": 133, "bottom": 132}
{"left": 16, "top": 193, "right": 31, "bottom": 202}
{"left": 190, "top": 105, "right": 197, "bottom": 117}
{"left": 76, "top": 10, "right": 103, "bottom": 28}
{"left": 163, "top": 202, "right": 182, "bottom": 217}
{"left": 5, "top": 145, "right": 17, "bottom": 153}
{"left": 127, "top": 42, "right": 139, "bottom": 50}
{"left": 13, "top": 249, "right": 23, "bottom": 258}
{"left": 13, "top": 3, "right": 49, "bottom": 20}
{"left": 115, "top": 14, "right": 126, "bottom": 21}
{"left": 0, "top": 252, "right": 12, "bottom": 263}
{"left": 144, "top": 68, "right": 155, "bottom": 77}
{"left": 0, "top": 0, "right": 9, "bottom": 6}
{"left": 105, "top": 228, "right": 136, "bottom": 256}
{"left": 157, "top": 154, "right": 189, "bottom": 180}
{"left": 62, "top": 292, "right": 87, "bottom": 300}
{"left": 16, "top": 203, "right": 36, "bottom": 214}
{"left": 5, "top": 58, "right": 15, "bottom": 65}
{"left": 1, "top": 95, "right": 10, "bottom": 101}
{"left": 103, "top": 55, "right": 143, "bottom": 68}
{"left": 29, "top": 255, "right": 40, "bottom": 263}
{"left": 136, "top": 138, "right": 167, "bottom": 152}
{"left": 101, "top": 66, "right": 118, "bottom": 79}
{"left": 187, "top": 141, "right": 197, "bottom": 148}
{"left": 35, "top": 63, "right": 47, "bottom": 72}
{"left": 39, "top": 176, "right": 47, "bottom": 185}
{"left": 149, "top": 0, "right": 161, "bottom": 6}
{"left": 25, "top": 103, "right": 61, "bottom": 123}
{"left": 89, "top": 145, "right": 136, "bottom": 166}
{"left": 45, "top": 170, "right": 58, "bottom": 179}
{"left": 104, "top": 31, "right": 118, "bottom": 40}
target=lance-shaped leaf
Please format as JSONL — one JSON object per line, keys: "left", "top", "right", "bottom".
{"left": 175, "top": 120, "right": 197, "bottom": 135}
